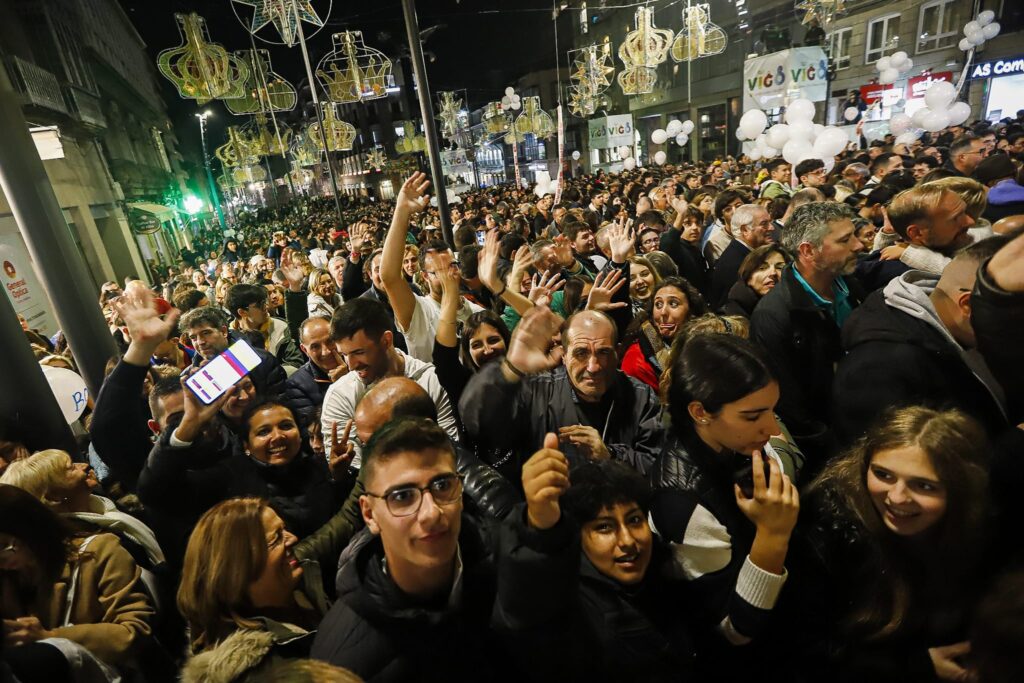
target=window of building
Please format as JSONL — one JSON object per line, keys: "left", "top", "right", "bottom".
{"left": 866, "top": 14, "right": 901, "bottom": 64}
{"left": 917, "top": 0, "right": 966, "bottom": 53}
{"left": 827, "top": 27, "right": 852, "bottom": 70}
{"left": 579, "top": 2, "right": 588, "bottom": 34}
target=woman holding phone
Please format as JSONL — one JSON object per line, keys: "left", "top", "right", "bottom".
{"left": 649, "top": 333, "right": 799, "bottom": 679}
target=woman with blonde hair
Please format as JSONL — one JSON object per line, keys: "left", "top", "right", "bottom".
{"left": 178, "top": 497, "right": 326, "bottom": 683}
{"left": 791, "top": 407, "right": 992, "bottom": 682}
{"left": 307, "top": 267, "right": 341, "bottom": 318}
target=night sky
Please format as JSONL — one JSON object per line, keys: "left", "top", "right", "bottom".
{"left": 118, "top": 0, "right": 558, "bottom": 164}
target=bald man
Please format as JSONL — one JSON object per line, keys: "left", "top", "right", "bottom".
{"left": 832, "top": 235, "right": 1010, "bottom": 442}
{"left": 295, "top": 377, "right": 518, "bottom": 575}
{"left": 460, "top": 307, "right": 665, "bottom": 477}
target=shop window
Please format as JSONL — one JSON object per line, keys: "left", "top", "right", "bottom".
{"left": 827, "top": 28, "right": 852, "bottom": 70}
{"left": 866, "top": 14, "right": 901, "bottom": 64}
{"left": 917, "top": 0, "right": 965, "bottom": 53}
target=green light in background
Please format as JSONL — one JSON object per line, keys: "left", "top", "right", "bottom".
{"left": 183, "top": 195, "right": 204, "bottom": 215}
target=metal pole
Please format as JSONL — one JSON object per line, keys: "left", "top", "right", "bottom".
{"left": 0, "top": 67, "right": 118, "bottom": 398}
{"left": 401, "top": 0, "right": 453, "bottom": 248}
{"left": 296, "top": 18, "right": 345, "bottom": 227}
{"left": 0, "top": 291, "right": 77, "bottom": 454}
{"left": 197, "top": 114, "right": 227, "bottom": 230}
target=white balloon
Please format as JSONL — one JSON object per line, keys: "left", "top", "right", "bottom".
{"left": 820, "top": 156, "right": 836, "bottom": 174}
{"left": 785, "top": 98, "right": 816, "bottom": 123}
{"left": 666, "top": 119, "right": 684, "bottom": 136}
{"left": 844, "top": 107, "right": 859, "bottom": 121}
{"left": 618, "top": 145, "right": 632, "bottom": 158}
{"left": 895, "top": 131, "right": 921, "bottom": 146}
{"left": 982, "top": 22, "right": 1000, "bottom": 39}
{"left": 654, "top": 150, "right": 667, "bottom": 165}
{"left": 921, "top": 108, "right": 950, "bottom": 132}
{"left": 946, "top": 101, "right": 972, "bottom": 126}
{"left": 912, "top": 107, "right": 932, "bottom": 127}
{"left": 505, "top": 86, "right": 515, "bottom": 96}
{"left": 967, "top": 29, "right": 987, "bottom": 46}
{"left": 964, "top": 21, "right": 982, "bottom": 35}
{"left": 511, "top": 100, "right": 521, "bottom": 110}
{"left": 890, "top": 113, "right": 913, "bottom": 135}
{"left": 681, "top": 120, "right": 695, "bottom": 135}
{"left": 876, "top": 56, "right": 892, "bottom": 72}
{"left": 765, "top": 123, "right": 791, "bottom": 149}
{"left": 571, "top": 150, "right": 581, "bottom": 161}
{"left": 924, "top": 80, "right": 957, "bottom": 109}
{"left": 651, "top": 129, "right": 669, "bottom": 144}
{"left": 789, "top": 119, "right": 815, "bottom": 141}
{"left": 736, "top": 127, "right": 748, "bottom": 141}
{"left": 900, "top": 58, "right": 914, "bottom": 73}
{"left": 817, "top": 127, "right": 849, "bottom": 156}
{"left": 739, "top": 109, "right": 769, "bottom": 138}
{"left": 782, "top": 138, "right": 814, "bottom": 165}
{"left": 762, "top": 145, "right": 779, "bottom": 158}
{"left": 748, "top": 148, "right": 763, "bottom": 161}
{"left": 890, "top": 51, "right": 909, "bottom": 69}
{"left": 978, "top": 10, "right": 995, "bottom": 26}
{"left": 676, "top": 133, "right": 689, "bottom": 146}
{"left": 501, "top": 96, "right": 511, "bottom": 107}
{"left": 534, "top": 185, "right": 548, "bottom": 198}
{"left": 622, "top": 157, "right": 637, "bottom": 170}
{"left": 879, "top": 68, "right": 900, "bottom": 85}
{"left": 813, "top": 123, "right": 825, "bottom": 137}
{"left": 42, "top": 366, "right": 89, "bottom": 424}
{"left": 958, "top": 38, "right": 972, "bottom": 51}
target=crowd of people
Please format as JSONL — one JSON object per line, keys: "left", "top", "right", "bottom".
{"left": 3, "top": 111, "right": 1024, "bottom": 683}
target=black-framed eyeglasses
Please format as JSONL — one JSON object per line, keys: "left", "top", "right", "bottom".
{"left": 365, "top": 473, "right": 464, "bottom": 517}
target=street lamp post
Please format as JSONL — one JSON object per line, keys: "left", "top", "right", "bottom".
{"left": 195, "top": 111, "right": 227, "bottom": 231}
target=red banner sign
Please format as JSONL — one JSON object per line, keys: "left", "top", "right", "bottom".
{"left": 860, "top": 83, "right": 895, "bottom": 105}
{"left": 907, "top": 71, "right": 954, "bottom": 99}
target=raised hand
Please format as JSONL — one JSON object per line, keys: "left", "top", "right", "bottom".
{"left": 670, "top": 195, "right": 689, "bottom": 215}
{"left": 347, "top": 223, "right": 368, "bottom": 254}
{"left": 175, "top": 364, "right": 237, "bottom": 443}
{"left": 280, "top": 248, "right": 306, "bottom": 292}
{"left": 558, "top": 424, "right": 609, "bottom": 461}
{"left": 529, "top": 270, "right": 564, "bottom": 309}
{"left": 734, "top": 450, "right": 799, "bottom": 538}
{"left": 504, "top": 306, "right": 565, "bottom": 377}
{"left": 477, "top": 228, "right": 502, "bottom": 292}
{"left": 508, "top": 245, "right": 535, "bottom": 293}
{"left": 328, "top": 420, "right": 356, "bottom": 481}
{"left": 607, "top": 222, "right": 636, "bottom": 264}
{"left": 113, "top": 286, "right": 180, "bottom": 353}
{"left": 586, "top": 268, "right": 628, "bottom": 312}
{"left": 522, "top": 433, "right": 570, "bottom": 530}
{"left": 552, "top": 235, "right": 574, "bottom": 268}
{"left": 395, "top": 172, "right": 431, "bottom": 216}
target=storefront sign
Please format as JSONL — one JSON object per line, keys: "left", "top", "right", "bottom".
{"left": 743, "top": 47, "right": 828, "bottom": 110}
{"left": 969, "top": 55, "right": 1024, "bottom": 79}
{"left": 0, "top": 234, "right": 56, "bottom": 336}
{"left": 907, "top": 72, "right": 954, "bottom": 99}
{"left": 441, "top": 149, "right": 473, "bottom": 176}
{"left": 859, "top": 83, "right": 900, "bottom": 106}
{"left": 588, "top": 114, "right": 634, "bottom": 149}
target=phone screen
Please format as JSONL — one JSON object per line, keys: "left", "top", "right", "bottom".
{"left": 185, "top": 339, "right": 262, "bottom": 405}
{"left": 476, "top": 231, "right": 486, "bottom": 245}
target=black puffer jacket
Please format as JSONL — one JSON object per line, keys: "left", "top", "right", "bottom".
{"left": 283, "top": 361, "right": 332, "bottom": 428}
{"left": 831, "top": 286, "right": 1007, "bottom": 443}
{"left": 310, "top": 519, "right": 525, "bottom": 683}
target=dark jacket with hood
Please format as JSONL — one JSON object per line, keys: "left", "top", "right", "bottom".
{"left": 90, "top": 360, "right": 158, "bottom": 490}
{"left": 284, "top": 360, "right": 333, "bottom": 428}
{"left": 660, "top": 227, "right": 710, "bottom": 295}
{"left": 719, "top": 280, "right": 760, "bottom": 318}
{"left": 750, "top": 265, "right": 865, "bottom": 458}
{"left": 310, "top": 517, "right": 544, "bottom": 683}
{"left": 832, "top": 271, "right": 1007, "bottom": 443}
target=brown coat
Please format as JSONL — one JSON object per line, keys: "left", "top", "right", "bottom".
{"left": 38, "top": 532, "right": 155, "bottom": 666}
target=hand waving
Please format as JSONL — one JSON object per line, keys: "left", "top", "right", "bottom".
{"left": 280, "top": 248, "right": 306, "bottom": 292}
{"left": 586, "top": 269, "right": 628, "bottom": 312}
{"left": 504, "top": 306, "right": 565, "bottom": 376}
{"left": 522, "top": 433, "right": 570, "bottom": 530}
{"left": 478, "top": 229, "right": 502, "bottom": 292}
{"left": 529, "top": 270, "right": 564, "bottom": 309}
{"left": 607, "top": 222, "right": 636, "bottom": 264}
{"left": 113, "top": 286, "right": 179, "bottom": 352}
{"left": 395, "top": 172, "right": 431, "bottom": 216}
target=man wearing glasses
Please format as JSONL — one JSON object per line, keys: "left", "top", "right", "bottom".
{"left": 944, "top": 136, "right": 988, "bottom": 178}
{"left": 794, "top": 158, "right": 828, "bottom": 191}
{"left": 311, "top": 417, "right": 541, "bottom": 680}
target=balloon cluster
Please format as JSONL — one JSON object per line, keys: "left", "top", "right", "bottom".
{"left": 501, "top": 87, "right": 522, "bottom": 111}
{"left": 904, "top": 81, "right": 972, "bottom": 134}
{"left": 651, "top": 119, "right": 695, "bottom": 148}
{"left": 737, "top": 98, "right": 849, "bottom": 169}
{"left": 959, "top": 11, "right": 1000, "bottom": 51}
{"left": 876, "top": 51, "right": 914, "bottom": 86}
{"left": 617, "top": 145, "right": 638, "bottom": 171}
{"left": 534, "top": 170, "right": 559, "bottom": 198}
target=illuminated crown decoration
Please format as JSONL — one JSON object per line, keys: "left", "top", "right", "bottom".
{"left": 290, "top": 130, "right": 321, "bottom": 167}
{"left": 289, "top": 160, "right": 315, "bottom": 186}
{"left": 243, "top": 113, "right": 292, "bottom": 156}
{"left": 316, "top": 31, "right": 392, "bottom": 104}
{"left": 511, "top": 97, "right": 556, "bottom": 141}
{"left": 158, "top": 13, "right": 249, "bottom": 105}
{"left": 217, "top": 174, "right": 237, "bottom": 192}
{"left": 231, "top": 0, "right": 325, "bottom": 47}
{"left": 794, "top": 0, "right": 846, "bottom": 25}
{"left": 215, "top": 126, "right": 261, "bottom": 168}
{"left": 617, "top": 7, "right": 673, "bottom": 95}
{"left": 232, "top": 164, "right": 268, "bottom": 184}
{"left": 568, "top": 43, "right": 614, "bottom": 117}
{"left": 482, "top": 102, "right": 511, "bottom": 136}
{"left": 437, "top": 91, "right": 463, "bottom": 142}
{"left": 365, "top": 148, "right": 388, "bottom": 171}
{"left": 670, "top": 4, "right": 727, "bottom": 63}
{"left": 308, "top": 103, "right": 356, "bottom": 151}
{"left": 225, "top": 49, "right": 297, "bottom": 115}
{"left": 394, "top": 121, "right": 427, "bottom": 154}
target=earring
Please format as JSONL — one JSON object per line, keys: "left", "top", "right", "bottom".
{"left": 700, "top": 419, "right": 709, "bottom": 424}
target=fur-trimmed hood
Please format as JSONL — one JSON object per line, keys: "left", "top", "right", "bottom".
{"left": 181, "top": 620, "right": 312, "bottom": 683}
